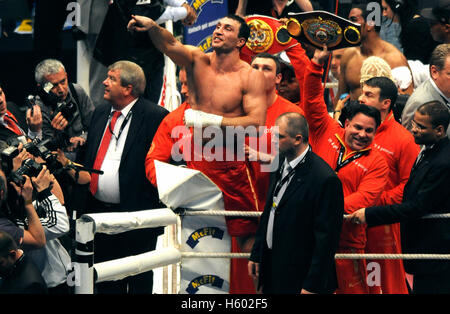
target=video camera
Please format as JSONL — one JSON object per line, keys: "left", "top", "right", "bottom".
{"left": 1, "top": 133, "right": 71, "bottom": 185}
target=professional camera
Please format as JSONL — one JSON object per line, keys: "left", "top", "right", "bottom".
{"left": 8, "top": 158, "right": 43, "bottom": 186}
{"left": 55, "top": 99, "right": 77, "bottom": 124}
{"left": 0, "top": 136, "right": 28, "bottom": 175}
{"left": 0, "top": 133, "right": 70, "bottom": 179}
{"left": 36, "top": 83, "right": 78, "bottom": 124}
{"left": 30, "top": 136, "right": 70, "bottom": 174}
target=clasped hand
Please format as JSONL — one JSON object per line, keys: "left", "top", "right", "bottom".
{"left": 345, "top": 208, "right": 367, "bottom": 225}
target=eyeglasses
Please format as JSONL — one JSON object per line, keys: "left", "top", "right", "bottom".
{"left": 411, "top": 119, "right": 435, "bottom": 131}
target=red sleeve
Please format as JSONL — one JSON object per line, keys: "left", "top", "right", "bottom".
{"left": 285, "top": 43, "right": 311, "bottom": 111}
{"left": 145, "top": 118, "right": 177, "bottom": 187}
{"left": 303, "top": 60, "right": 339, "bottom": 146}
{"left": 380, "top": 133, "right": 420, "bottom": 205}
{"left": 344, "top": 154, "right": 389, "bottom": 213}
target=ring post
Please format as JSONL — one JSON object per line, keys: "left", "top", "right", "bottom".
{"left": 75, "top": 216, "right": 95, "bottom": 294}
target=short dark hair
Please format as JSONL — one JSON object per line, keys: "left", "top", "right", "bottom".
{"left": 252, "top": 52, "right": 282, "bottom": 74}
{"left": 0, "top": 230, "right": 17, "bottom": 257}
{"left": 417, "top": 100, "right": 450, "bottom": 132}
{"left": 276, "top": 112, "right": 309, "bottom": 143}
{"left": 227, "top": 14, "right": 250, "bottom": 43}
{"left": 364, "top": 76, "right": 399, "bottom": 111}
{"left": 347, "top": 103, "right": 382, "bottom": 129}
{"left": 429, "top": 43, "right": 450, "bottom": 70}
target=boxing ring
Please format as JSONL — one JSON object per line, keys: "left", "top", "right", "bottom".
{"left": 74, "top": 161, "right": 450, "bottom": 294}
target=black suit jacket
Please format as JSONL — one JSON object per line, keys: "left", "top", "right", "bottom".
{"left": 250, "top": 149, "right": 344, "bottom": 294}
{"left": 0, "top": 102, "right": 28, "bottom": 143}
{"left": 366, "top": 137, "right": 450, "bottom": 275}
{"left": 0, "top": 253, "right": 48, "bottom": 294}
{"left": 84, "top": 97, "right": 169, "bottom": 212}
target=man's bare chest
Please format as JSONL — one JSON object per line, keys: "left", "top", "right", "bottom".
{"left": 193, "top": 70, "right": 245, "bottom": 115}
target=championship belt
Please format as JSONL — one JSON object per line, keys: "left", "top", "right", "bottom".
{"left": 240, "top": 15, "right": 299, "bottom": 62}
{"left": 286, "top": 10, "right": 361, "bottom": 50}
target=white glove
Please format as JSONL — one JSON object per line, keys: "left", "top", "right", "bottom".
{"left": 184, "top": 108, "right": 223, "bottom": 127}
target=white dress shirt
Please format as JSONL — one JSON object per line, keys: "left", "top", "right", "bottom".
{"left": 266, "top": 146, "right": 309, "bottom": 249}
{"left": 96, "top": 99, "right": 137, "bottom": 203}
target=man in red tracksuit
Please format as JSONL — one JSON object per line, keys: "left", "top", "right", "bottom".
{"left": 249, "top": 50, "right": 305, "bottom": 210}
{"left": 358, "top": 77, "right": 420, "bottom": 294}
{"left": 145, "top": 68, "right": 260, "bottom": 294}
{"left": 303, "top": 47, "right": 389, "bottom": 294}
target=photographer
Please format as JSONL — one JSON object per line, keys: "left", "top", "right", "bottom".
{"left": 0, "top": 84, "right": 43, "bottom": 143}
{"left": 0, "top": 230, "right": 47, "bottom": 294}
{"left": 0, "top": 171, "right": 45, "bottom": 251}
{"left": 2, "top": 135, "right": 90, "bottom": 219}
{"left": 1, "top": 145, "right": 72, "bottom": 294}
{"left": 33, "top": 59, "right": 95, "bottom": 162}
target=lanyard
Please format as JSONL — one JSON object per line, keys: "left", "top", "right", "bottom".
{"left": 109, "top": 110, "right": 132, "bottom": 143}
{"left": 273, "top": 164, "right": 296, "bottom": 198}
{"left": 335, "top": 143, "right": 369, "bottom": 173}
{"left": 272, "top": 147, "right": 309, "bottom": 202}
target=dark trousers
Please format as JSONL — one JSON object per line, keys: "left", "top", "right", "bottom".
{"left": 86, "top": 193, "right": 160, "bottom": 294}
{"left": 48, "top": 282, "right": 72, "bottom": 294}
{"left": 261, "top": 249, "right": 276, "bottom": 294}
{"left": 412, "top": 266, "right": 450, "bottom": 294}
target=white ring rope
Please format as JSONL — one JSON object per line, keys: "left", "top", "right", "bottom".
{"left": 178, "top": 211, "right": 450, "bottom": 261}
{"left": 421, "top": 213, "right": 450, "bottom": 219}
{"left": 180, "top": 210, "right": 262, "bottom": 217}
{"left": 179, "top": 210, "right": 450, "bottom": 220}
{"left": 181, "top": 252, "right": 450, "bottom": 260}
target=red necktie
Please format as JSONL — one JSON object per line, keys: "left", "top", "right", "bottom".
{"left": 3, "top": 114, "right": 23, "bottom": 135}
{"left": 89, "top": 111, "right": 121, "bottom": 196}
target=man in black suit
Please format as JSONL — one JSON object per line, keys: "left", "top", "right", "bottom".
{"left": 84, "top": 60, "right": 168, "bottom": 294}
{"left": 349, "top": 100, "right": 450, "bottom": 294}
{"left": 248, "top": 112, "right": 344, "bottom": 294}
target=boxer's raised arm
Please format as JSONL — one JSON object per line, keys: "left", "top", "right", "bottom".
{"left": 128, "top": 15, "right": 200, "bottom": 68}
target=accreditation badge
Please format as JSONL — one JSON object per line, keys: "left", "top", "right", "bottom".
{"left": 286, "top": 10, "right": 361, "bottom": 50}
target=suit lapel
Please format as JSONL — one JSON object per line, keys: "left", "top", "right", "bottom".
{"left": 276, "top": 151, "right": 311, "bottom": 209}
{"left": 121, "top": 98, "right": 144, "bottom": 163}
{"left": 409, "top": 139, "right": 448, "bottom": 189}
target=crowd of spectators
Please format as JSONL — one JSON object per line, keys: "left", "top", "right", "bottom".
{"left": 0, "top": 0, "right": 449, "bottom": 295}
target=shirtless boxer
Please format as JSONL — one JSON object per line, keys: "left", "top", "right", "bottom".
{"left": 338, "top": 4, "right": 413, "bottom": 101}
{"left": 128, "top": 14, "right": 267, "bottom": 128}
{"left": 133, "top": 15, "right": 269, "bottom": 293}
{"left": 130, "top": 13, "right": 268, "bottom": 257}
